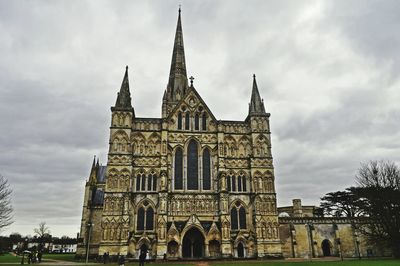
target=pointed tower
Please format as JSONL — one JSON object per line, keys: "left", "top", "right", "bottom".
{"left": 248, "top": 74, "right": 266, "bottom": 116}
{"left": 112, "top": 66, "right": 134, "bottom": 113}
{"left": 99, "top": 66, "right": 134, "bottom": 255}
{"left": 88, "top": 155, "right": 97, "bottom": 185}
{"left": 162, "top": 8, "right": 188, "bottom": 117}
{"left": 246, "top": 75, "right": 281, "bottom": 256}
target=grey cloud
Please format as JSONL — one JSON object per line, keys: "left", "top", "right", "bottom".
{"left": 1, "top": 0, "right": 399, "bottom": 236}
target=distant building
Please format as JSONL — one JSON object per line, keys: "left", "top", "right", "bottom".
{"left": 278, "top": 199, "right": 391, "bottom": 258}
{"left": 51, "top": 238, "right": 77, "bottom": 253}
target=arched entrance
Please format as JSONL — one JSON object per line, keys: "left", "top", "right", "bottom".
{"left": 167, "top": 241, "right": 179, "bottom": 258}
{"left": 237, "top": 242, "right": 245, "bottom": 258}
{"left": 321, "top": 239, "right": 331, "bottom": 256}
{"left": 139, "top": 243, "right": 149, "bottom": 259}
{"left": 182, "top": 227, "right": 205, "bottom": 258}
{"left": 208, "top": 240, "right": 221, "bottom": 257}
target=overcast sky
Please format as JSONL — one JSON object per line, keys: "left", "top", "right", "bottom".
{"left": 1, "top": 0, "right": 399, "bottom": 237}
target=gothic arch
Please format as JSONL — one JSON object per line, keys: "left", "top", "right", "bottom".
{"left": 181, "top": 224, "right": 208, "bottom": 244}
{"left": 136, "top": 198, "right": 156, "bottom": 211}
{"left": 229, "top": 199, "right": 247, "bottom": 209}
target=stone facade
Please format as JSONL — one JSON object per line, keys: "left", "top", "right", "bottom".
{"left": 278, "top": 199, "right": 392, "bottom": 258}
{"left": 77, "top": 10, "right": 280, "bottom": 259}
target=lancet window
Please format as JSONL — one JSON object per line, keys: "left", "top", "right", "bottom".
{"left": 187, "top": 140, "right": 198, "bottom": 190}
{"left": 195, "top": 113, "right": 200, "bottom": 130}
{"left": 202, "top": 113, "right": 207, "bottom": 130}
{"left": 177, "top": 112, "right": 182, "bottom": 130}
{"left": 227, "top": 173, "right": 247, "bottom": 192}
{"left": 202, "top": 148, "right": 211, "bottom": 190}
{"left": 174, "top": 148, "right": 183, "bottom": 189}
{"left": 136, "top": 171, "right": 157, "bottom": 192}
{"left": 231, "top": 202, "right": 247, "bottom": 230}
{"left": 185, "top": 112, "right": 190, "bottom": 130}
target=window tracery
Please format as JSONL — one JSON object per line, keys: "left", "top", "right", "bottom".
{"left": 231, "top": 202, "right": 247, "bottom": 230}
{"left": 136, "top": 201, "right": 154, "bottom": 231}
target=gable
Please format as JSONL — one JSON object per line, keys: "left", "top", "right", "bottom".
{"left": 167, "top": 87, "right": 217, "bottom": 126}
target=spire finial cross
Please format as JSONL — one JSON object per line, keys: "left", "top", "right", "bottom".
{"left": 179, "top": 4, "right": 181, "bottom": 13}
{"left": 189, "top": 76, "right": 194, "bottom": 87}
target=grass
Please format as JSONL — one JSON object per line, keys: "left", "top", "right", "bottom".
{"left": 42, "top": 253, "right": 77, "bottom": 262}
{"left": 209, "top": 259, "right": 400, "bottom": 266}
{"left": 0, "top": 253, "right": 21, "bottom": 263}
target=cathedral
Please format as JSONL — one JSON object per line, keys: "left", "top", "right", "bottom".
{"left": 77, "top": 9, "right": 281, "bottom": 259}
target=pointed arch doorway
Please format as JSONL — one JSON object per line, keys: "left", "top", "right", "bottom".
{"left": 182, "top": 227, "right": 205, "bottom": 258}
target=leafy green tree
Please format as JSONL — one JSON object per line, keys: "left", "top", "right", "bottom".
{"left": 320, "top": 188, "right": 364, "bottom": 217}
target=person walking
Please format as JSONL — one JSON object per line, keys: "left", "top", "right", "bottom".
{"left": 138, "top": 251, "right": 146, "bottom": 266}
{"left": 118, "top": 255, "right": 125, "bottom": 266}
{"left": 37, "top": 252, "right": 42, "bottom": 263}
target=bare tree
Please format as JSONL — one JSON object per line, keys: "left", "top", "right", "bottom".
{"left": 34, "top": 222, "right": 51, "bottom": 251}
{"left": 34, "top": 221, "right": 50, "bottom": 237}
{"left": 0, "top": 174, "right": 13, "bottom": 230}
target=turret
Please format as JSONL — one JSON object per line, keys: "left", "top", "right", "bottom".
{"left": 111, "top": 66, "right": 134, "bottom": 114}
{"left": 248, "top": 74, "right": 266, "bottom": 116}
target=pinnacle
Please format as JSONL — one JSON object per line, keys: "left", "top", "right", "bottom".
{"left": 249, "top": 74, "right": 266, "bottom": 115}
{"left": 113, "top": 66, "right": 133, "bottom": 110}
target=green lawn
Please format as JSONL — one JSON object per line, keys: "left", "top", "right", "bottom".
{"left": 209, "top": 259, "right": 400, "bottom": 266}
{"left": 0, "top": 253, "right": 22, "bottom": 263}
{"left": 42, "top": 253, "right": 77, "bottom": 262}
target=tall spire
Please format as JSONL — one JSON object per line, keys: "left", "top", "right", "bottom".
{"left": 248, "top": 74, "right": 266, "bottom": 115}
{"left": 167, "top": 8, "right": 188, "bottom": 102}
{"left": 113, "top": 66, "right": 133, "bottom": 111}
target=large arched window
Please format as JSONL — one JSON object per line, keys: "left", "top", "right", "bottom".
{"left": 177, "top": 112, "right": 182, "bottom": 130}
{"left": 195, "top": 113, "right": 200, "bottom": 130}
{"left": 174, "top": 148, "right": 183, "bottom": 190}
{"left": 202, "top": 149, "right": 211, "bottom": 190}
{"left": 231, "top": 207, "right": 238, "bottom": 230}
{"left": 202, "top": 113, "right": 207, "bottom": 130}
{"left": 137, "top": 207, "right": 145, "bottom": 230}
{"left": 137, "top": 202, "right": 154, "bottom": 231}
{"left": 187, "top": 140, "right": 199, "bottom": 190}
{"left": 185, "top": 112, "right": 190, "bottom": 130}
